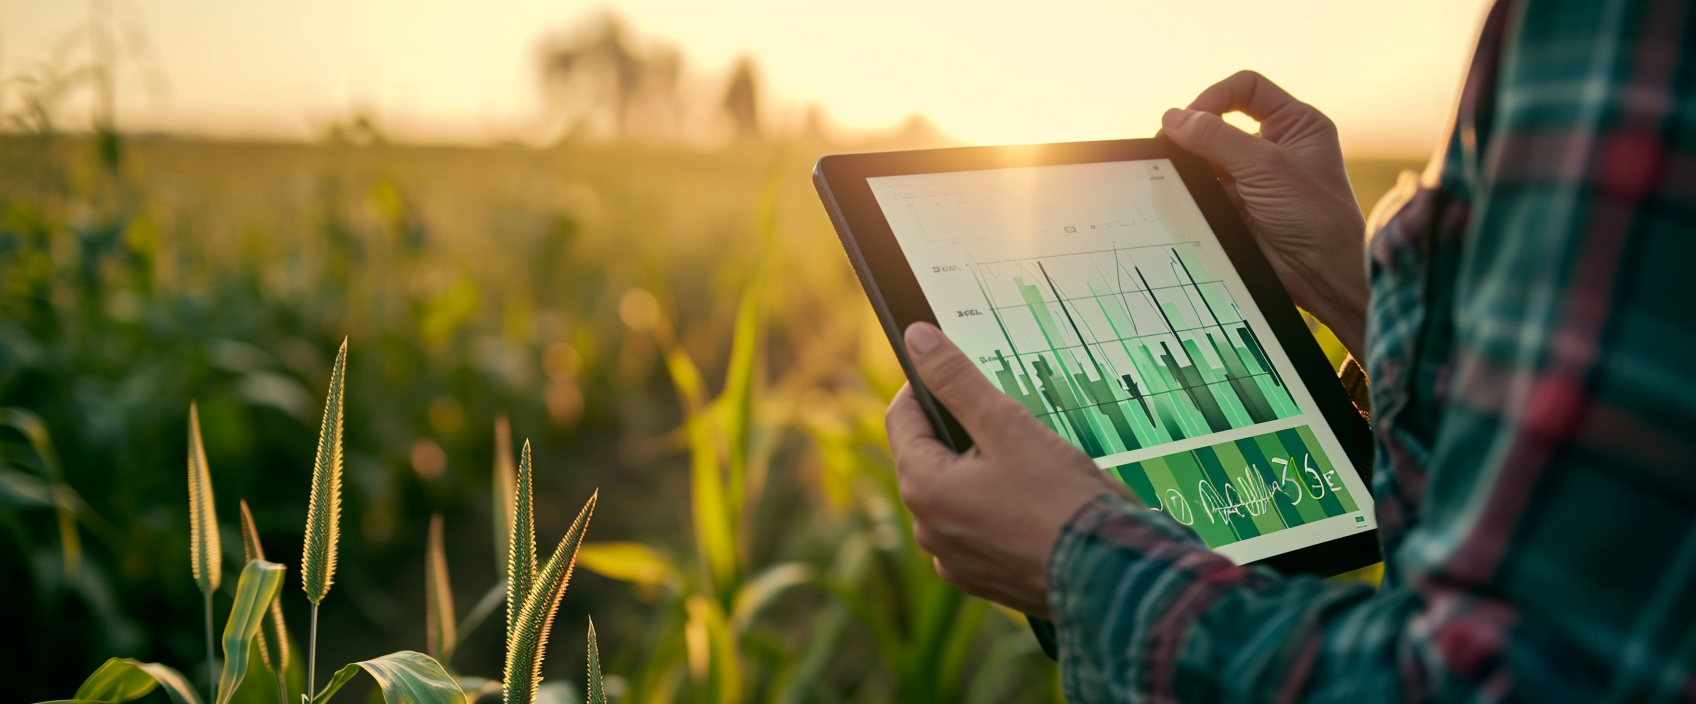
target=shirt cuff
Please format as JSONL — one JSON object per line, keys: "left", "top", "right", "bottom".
{"left": 1046, "top": 492, "right": 1237, "bottom": 703}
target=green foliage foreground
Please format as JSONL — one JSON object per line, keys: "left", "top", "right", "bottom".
{"left": 1, "top": 111, "right": 1413, "bottom": 700}
{"left": 32, "top": 341, "right": 607, "bottom": 704}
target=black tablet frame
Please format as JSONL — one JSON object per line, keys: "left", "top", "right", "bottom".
{"left": 813, "top": 137, "right": 1379, "bottom": 577}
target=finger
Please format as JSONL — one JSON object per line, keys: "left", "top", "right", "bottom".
{"left": 1184, "top": 70, "right": 1306, "bottom": 122}
{"left": 1160, "top": 108, "right": 1279, "bottom": 176}
{"left": 932, "top": 556, "right": 958, "bottom": 587}
{"left": 912, "top": 521, "right": 937, "bottom": 553}
{"left": 887, "top": 385, "right": 959, "bottom": 512}
{"left": 886, "top": 384, "right": 950, "bottom": 457}
{"left": 904, "top": 322, "right": 1026, "bottom": 438}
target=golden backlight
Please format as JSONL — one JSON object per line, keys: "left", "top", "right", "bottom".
{"left": 1, "top": 0, "right": 1489, "bottom": 156}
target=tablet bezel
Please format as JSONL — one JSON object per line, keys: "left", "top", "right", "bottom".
{"left": 813, "top": 137, "right": 1379, "bottom": 576}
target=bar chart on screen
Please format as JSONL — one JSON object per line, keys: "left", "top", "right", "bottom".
{"left": 959, "top": 239, "right": 1301, "bottom": 460}
{"left": 871, "top": 158, "right": 1373, "bottom": 557}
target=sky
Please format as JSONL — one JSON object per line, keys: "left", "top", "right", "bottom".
{"left": 0, "top": 0, "right": 1492, "bottom": 156}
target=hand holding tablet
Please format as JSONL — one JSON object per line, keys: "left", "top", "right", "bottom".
{"left": 814, "top": 136, "right": 1378, "bottom": 578}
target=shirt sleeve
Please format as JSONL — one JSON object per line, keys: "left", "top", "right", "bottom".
{"left": 1026, "top": 351, "right": 1374, "bottom": 665}
{"left": 1046, "top": 0, "right": 1696, "bottom": 701}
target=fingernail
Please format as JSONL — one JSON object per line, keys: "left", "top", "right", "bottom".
{"left": 906, "top": 322, "right": 942, "bottom": 356}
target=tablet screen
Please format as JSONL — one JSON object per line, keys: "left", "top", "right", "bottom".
{"left": 868, "top": 159, "right": 1375, "bottom": 565}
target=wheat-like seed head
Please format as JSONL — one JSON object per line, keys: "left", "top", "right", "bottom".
{"left": 238, "top": 499, "right": 290, "bottom": 676}
{"left": 504, "top": 489, "right": 595, "bottom": 704}
{"left": 188, "top": 402, "right": 221, "bottom": 596}
{"left": 302, "top": 338, "right": 347, "bottom": 604}
{"left": 502, "top": 440, "right": 538, "bottom": 703}
{"left": 425, "top": 512, "right": 457, "bottom": 664}
{"left": 586, "top": 617, "right": 604, "bottom": 704}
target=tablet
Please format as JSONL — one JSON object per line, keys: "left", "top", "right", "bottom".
{"left": 813, "top": 138, "right": 1378, "bottom": 575}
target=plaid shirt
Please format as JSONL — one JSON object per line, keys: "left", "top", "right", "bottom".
{"left": 1042, "top": 0, "right": 1696, "bottom": 701}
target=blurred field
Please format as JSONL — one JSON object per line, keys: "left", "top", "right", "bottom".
{"left": 0, "top": 120, "right": 1420, "bottom": 702}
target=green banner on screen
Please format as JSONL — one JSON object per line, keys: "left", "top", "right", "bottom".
{"left": 1108, "top": 425, "right": 1359, "bottom": 548}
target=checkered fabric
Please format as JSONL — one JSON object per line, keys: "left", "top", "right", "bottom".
{"left": 1042, "top": 1, "right": 1696, "bottom": 701}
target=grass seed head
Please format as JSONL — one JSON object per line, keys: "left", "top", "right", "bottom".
{"left": 302, "top": 338, "right": 347, "bottom": 604}
{"left": 188, "top": 402, "right": 221, "bottom": 596}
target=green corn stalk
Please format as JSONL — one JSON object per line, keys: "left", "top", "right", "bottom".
{"left": 425, "top": 512, "right": 457, "bottom": 665}
{"left": 239, "top": 499, "right": 291, "bottom": 704}
{"left": 187, "top": 402, "right": 221, "bottom": 696}
{"left": 301, "top": 338, "right": 348, "bottom": 698}
{"left": 500, "top": 436, "right": 596, "bottom": 704}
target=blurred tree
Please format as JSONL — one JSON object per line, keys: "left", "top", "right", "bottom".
{"left": 722, "top": 56, "right": 761, "bottom": 141}
{"left": 538, "top": 12, "right": 684, "bottom": 141}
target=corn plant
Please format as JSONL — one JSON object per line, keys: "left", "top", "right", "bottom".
{"left": 574, "top": 164, "right": 1061, "bottom": 701}
{"left": 576, "top": 173, "right": 820, "bottom": 703}
{"left": 37, "top": 338, "right": 611, "bottom": 704}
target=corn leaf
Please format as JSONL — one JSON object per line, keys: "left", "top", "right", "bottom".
{"left": 453, "top": 580, "right": 506, "bottom": 644}
{"left": 0, "top": 407, "right": 80, "bottom": 582}
{"left": 719, "top": 282, "right": 761, "bottom": 504}
{"left": 504, "top": 491, "right": 596, "bottom": 704}
{"left": 585, "top": 619, "right": 603, "bottom": 704}
{"left": 302, "top": 339, "right": 347, "bottom": 604}
{"left": 215, "top": 559, "right": 286, "bottom": 704}
{"left": 492, "top": 415, "right": 516, "bottom": 573}
{"left": 658, "top": 339, "right": 735, "bottom": 600}
{"left": 187, "top": 403, "right": 221, "bottom": 596}
{"left": 309, "top": 651, "right": 465, "bottom": 704}
{"left": 718, "top": 177, "right": 772, "bottom": 532}
{"left": 575, "top": 542, "right": 679, "bottom": 591}
{"left": 729, "top": 563, "right": 812, "bottom": 633}
{"left": 682, "top": 403, "right": 736, "bottom": 601}
{"left": 55, "top": 657, "right": 203, "bottom": 704}
{"left": 684, "top": 595, "right": 741, "bottom": 704}
{"left": 504, "top": 441, "right": 537, "bottom": 663}
{"left": 0, "top": 467, "right": 57, "bottom": 507}
{"left": 425, "top": 512, "right": 457, "bottom": 664}
{"left": 238, "top": 500, "right": 290, "bottom": 677}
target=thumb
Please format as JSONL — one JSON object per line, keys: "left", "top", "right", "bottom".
{"left": 1161, "top": 108, "right": 1277, "bottom": 176}
{"left": 904, "top": 322, "right": 1024, "bottom": 437}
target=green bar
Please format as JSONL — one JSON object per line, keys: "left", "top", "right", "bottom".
{"left": 1111, "top": 459, "right": 1159, "bottom": 507}
{"left": 1141, "top": 455, "right": 1236, "bottom": 547}
{"left": 1296, "top": 425, "right": 1359, "bottom": 513}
